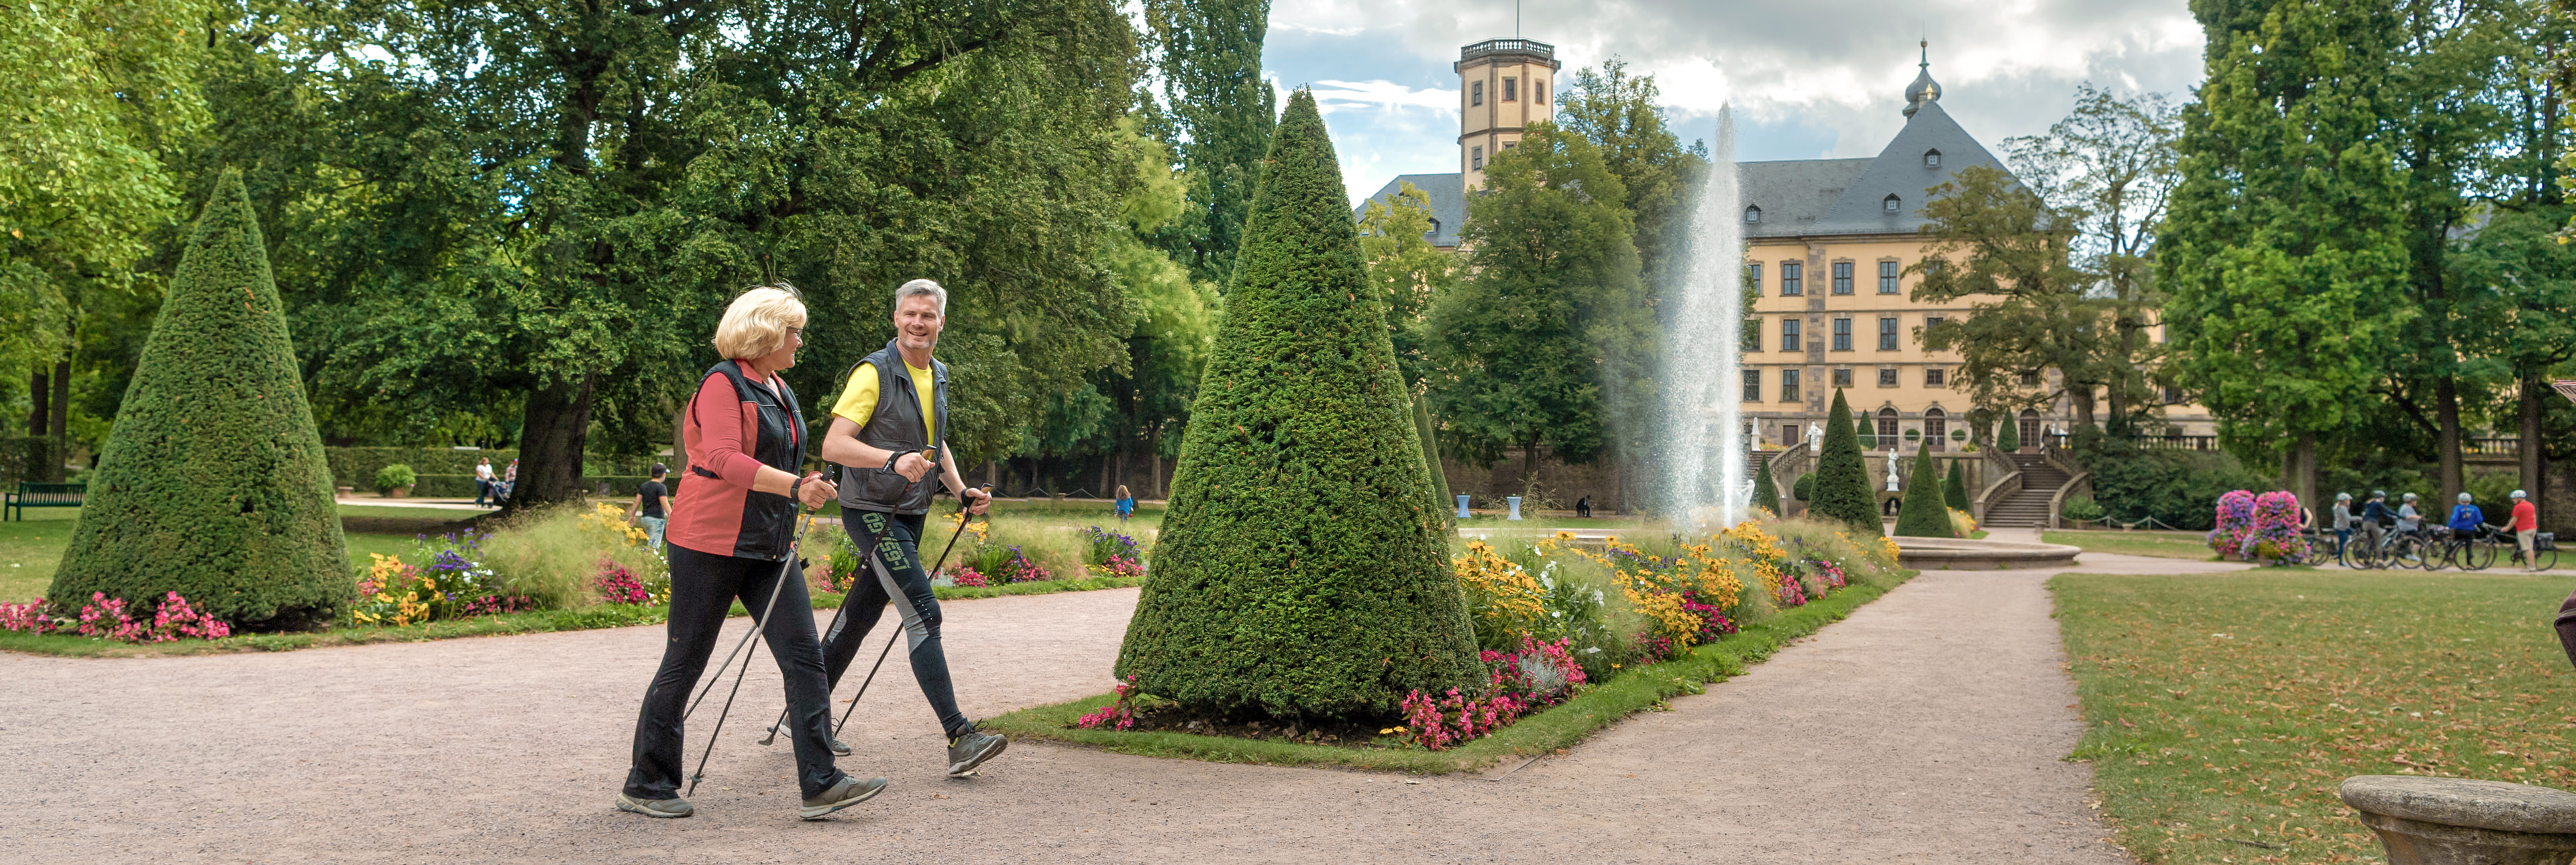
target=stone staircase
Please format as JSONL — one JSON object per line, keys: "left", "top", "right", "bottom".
{"left": 1982, "top": 453, "right": 2070, "bottom": 528}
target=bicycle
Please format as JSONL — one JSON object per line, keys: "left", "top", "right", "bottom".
{"left": 2438, "top": 524, "right": 2504, "bottom": 571}
{"left": 2506, "top": 531, "right": 2561, "bottom": 571}
{"left": 2340, "top": 526, "right": 2392, "bottom": 569}
{"left": 2386, "top": 529, "right": 2430, "bottom": 570}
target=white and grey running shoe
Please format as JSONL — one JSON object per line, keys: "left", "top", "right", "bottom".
{"left": 799, "top": 774, "right": 887, "bottom": 820}
{"left": 615, "top": 793, "right": 692, "bottom": 819}
{"left": 947, "top": 730, "right": 1008, "bottom": 776}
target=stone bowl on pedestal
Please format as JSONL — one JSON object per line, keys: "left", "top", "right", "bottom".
{"left": 2339, "top": 775, "right": 2576, "bottom": 865}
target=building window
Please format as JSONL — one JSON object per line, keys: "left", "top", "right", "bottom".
{"left": 2162, "top": 386, "right": 2185, "bottom": 404}
{"left": 1744, "top": 206, "right": 1762, "bottom": 223}
{"left": 1781, "top": 369, "right": 1802, "bottom": 402}
{"left": 1924, "top": 149, "right": 1941, "bottom": 168}
{"left": 1471, "top": 81, "right": 1483, "bottom": 107}
{"left": 1741, "top": 318, "right": 1760, "bottom": 352}
{"left": 1472, "top": 146, "right": 1483, "bottom": 170}
{"left": 1883, "top": 193, "right": 1902, "bottom": 214}
{"left": 1878, "top": 260, "right": 1900, "bottom": 294}
{"left": 1832, "top": 367, "right": 1853, "bottom": 388}
{"left": 1503, "top": 77, "right": 1517, "bottom": 102}
{"left": 1831, "top": 262, "right": 1854, "bottom": 294}
{"left": 1925, "top": 315, "right": 1945, "bottom": 331}
{"left": 1878, "top": 367, "right": 1898, "bottom": 387}
{"left": 2018, "top": 370, "right": 2039, "bottom": 386}
{"left": 1924, "top": 407, "right": 1947, "bottom": 451}
{"left": 1831, "top": 317, "right": 1852, "bottom": 351}
{"left": 1501, "top": 141, "right": 1515, "bottom": 152}
{"left": 1878, "top": 317, "right": 1898, "bottom": 350}
{"left": 1925, "top": 368, "right": 1947, "bottom": 387}
{"left": 1536, "top": 80, "right": 1548, "bottom": 104}
{"left": 1781, "top": 319, "right": 1802, "bottom": 352}
{"left": 1781, "top": 262, "right": 1803, "bottom": 296}
{"left": 1746, "top": 262, "right": 1762, "bottom": 293}
{"left": 1742, "top": 369, "right": 1761, "bottom": 401}
{"left": 1877, "top": 408, "right": 1900, "bottom": 442}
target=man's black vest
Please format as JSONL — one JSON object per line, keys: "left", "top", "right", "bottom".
{"left": 837, "top": 339, "right": 949, "bottom": 515}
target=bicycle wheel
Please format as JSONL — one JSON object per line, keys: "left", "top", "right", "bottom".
{"left": 2420, "top": 538, "right": 2453, "bottom": 571}
{"left": 2457, "top": 538, "right": 2497, "bottom": 571}
{"left": 2338, "top": 536, "right": 2361, "bottom": 569}
{"left": 2535, "top": 548, "right": 2560, "bottom": 571}
{"left": 2391, "top": 536, "right": 2427, "bottom": 569}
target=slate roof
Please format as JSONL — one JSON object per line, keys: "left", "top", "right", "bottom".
{"left": 1352, "top": 96, "right": 2007, "bottom": 245}
{"left": 1352, "top": 173, "right": 1467, "bottom": 248}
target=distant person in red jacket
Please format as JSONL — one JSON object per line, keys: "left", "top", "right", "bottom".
{"left": 2511, "top": 489, "right": 2540, "bottom": 570}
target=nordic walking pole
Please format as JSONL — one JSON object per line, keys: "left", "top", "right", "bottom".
{"left": 831, "top": 486, "right": 990, "bottom": 735}
{"left": 682, "top": 504, "right": 815, "bottom": 798}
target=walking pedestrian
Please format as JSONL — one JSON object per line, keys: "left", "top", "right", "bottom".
{"left": 500, "top": 459, "right": 519, "bottom": 503}
{"left": 633, "top": 464, "right": 670, "bottom": 555}
{"left": 1114, "top": 484, "right": 1134, "bottom": 524}
{"left": 814, "top": 278, "right": 1008, "bottom": 778}
{"left": 2512, "top": 489, "right": 2540, "bottom": 569}
{"left": 617, "top": 284, "right": 882, "bottom": 821}
{"left": 474, "top": 457, "right": 495, "bottom": 508}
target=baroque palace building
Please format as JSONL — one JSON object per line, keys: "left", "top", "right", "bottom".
{"left": 1361, "top": 37, "right": 2216, "bottom": 462}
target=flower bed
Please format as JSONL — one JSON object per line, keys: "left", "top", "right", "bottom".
{"left": 1030, "top": 516, "right": 1907, "bottom": 758}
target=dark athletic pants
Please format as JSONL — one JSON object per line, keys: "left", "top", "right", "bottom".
{"left": 625, "top": 544, "right": 844, "bottom": 800}
{"left": 820, "top": 510, "right": 972, "bottom": 738}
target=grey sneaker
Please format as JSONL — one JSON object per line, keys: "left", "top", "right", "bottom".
{"left": 946, "top": 730, "right": 1008, "bottom": 776}
{"left": 799, "top": 774, "right": 886, "bottom": 820}
{"left": 829, "top": 736, "right": 851, "bottom": 757}
{"left": 615, "top": 793, "right": 692, "bottom": 819}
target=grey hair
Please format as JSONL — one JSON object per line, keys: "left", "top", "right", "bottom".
{"left": 894, "top": 278, "right": 948, "bottom": 316}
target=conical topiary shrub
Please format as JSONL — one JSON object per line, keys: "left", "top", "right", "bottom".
{"left": 1115, "top": 90, "right": 1475, "bottom": 722}
{"left": 1894, "top": 440, "right": 1955, "bottom": 537}
{"left": 1809, "top": 389, "right": 1878, "bottom": 533}
{"left": 1997, "top": 414, "right": 2023, "bottom": 452}
{"left": 49, "top": 170, "right": 351, "bottom": 630}
{"left": 1943, "top": 460, "right": 1970, "bottom": 511}
{"left": 1750, "top": 459, "right": 1782, "bottom": 516}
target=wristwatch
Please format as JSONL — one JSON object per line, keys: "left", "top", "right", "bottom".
{"left": 790, "top": 477, "right": 804, "bottom": 500}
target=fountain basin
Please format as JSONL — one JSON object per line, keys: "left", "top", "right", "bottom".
{"left": 1893, "top": 536, "right": 2080, "bottom": 570}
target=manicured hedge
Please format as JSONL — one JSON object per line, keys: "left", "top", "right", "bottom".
{"left": 1809, "top": 389, "right": 1878, "bottom": 533}
{"left": 1115, "top": 91, "right": 1477, "bottom": 722}
{"left": 324, "top": 447, "right": 662, "bottom": 492}
{"left": 1894, "top": 439, "right": 1954, "bottom": 537}
{"left": 50, "top": 171, "right": 350, "bottom": 631}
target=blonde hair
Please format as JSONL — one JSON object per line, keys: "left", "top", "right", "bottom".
{"left": 1116, "top": 485, "right": 1131, "bottom": 498}
{"left": 714, "top": 284, "right": 808, "bottom": 359}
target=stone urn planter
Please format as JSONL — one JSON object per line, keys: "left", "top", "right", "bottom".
{"left": 2339, "top": 775, "right": 2576, "bottom": 864}
{"left": 383, "top": 485, "right": 412, "bottom": 499}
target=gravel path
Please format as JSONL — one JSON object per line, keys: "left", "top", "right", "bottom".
{"left": 1, "top": 545, "right": 2235, "bottom": 862}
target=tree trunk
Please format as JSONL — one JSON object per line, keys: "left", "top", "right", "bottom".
{"left": 1519, "top": 441, "right": 1539, "bottom": 495}
{"left": 2289, "top": 435, "right": 2318, "bottom": 511}
{"left": 513, "top": 375, "right": 597, "bottom": 508}
{"left": 2522, "top": 377, "right": 2545, "bottom": 499}
{"left": 26, "top": 367, "right": 45, "bottom": 438}
{"left": 48, "top": 359, "right": 69, "bottom": 481}
{"left": 2070, "top": 386, "right": 2098, "bottom": 430}
{"left": 2436, "top": 376, "right": 2463, "bottom": 505}
{"left": 1150, "top": 426, "right": 1164, "bottom": 498}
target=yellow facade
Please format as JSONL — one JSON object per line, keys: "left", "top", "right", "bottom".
{"left": 1456, "top": 39, "right": 1560, "bottom": 191}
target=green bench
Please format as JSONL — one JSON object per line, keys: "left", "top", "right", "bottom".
{"left": 5, "top": 482, "right": 85, "bottom": 520}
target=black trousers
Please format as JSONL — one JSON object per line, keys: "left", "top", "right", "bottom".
{"left": 625, "top": 544, "right": 843, "bottom": 800}
{"left": 819, "top": 510, "right": 972, "bottom": 738}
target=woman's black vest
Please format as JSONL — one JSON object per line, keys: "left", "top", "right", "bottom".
{"left": 694, "top": 360, "right": 806, "bottom": 559}
{"left": 837, "top": 339, "right": 949, "bottom": 515}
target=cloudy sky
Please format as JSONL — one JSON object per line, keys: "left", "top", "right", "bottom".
{"left": 1264, "top": 0, "right": 2210, "bottom": 205}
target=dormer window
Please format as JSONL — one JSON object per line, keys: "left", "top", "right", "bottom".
{"left": 1923, "top": 149, "right": 1941, "bottom": 168}
{"left": 1425, "top": 218, "right": 1441, "bottom": 239}
{"left": 1743, "top": 206, "right": 1762, "bottom": 223}
{"left": 1883, "top": 194, "right": 1902, "bottom": 213}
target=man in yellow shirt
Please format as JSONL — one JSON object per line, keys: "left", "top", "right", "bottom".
{"left": 812, "top": 279, "right": 1003, "bottom": 778}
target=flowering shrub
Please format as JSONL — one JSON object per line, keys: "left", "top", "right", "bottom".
{"left": 1391, "top": 686, "right": 1530, "bottom": 751}
{"left": 1075, "top": 675, "right": 1142, "bottom": 731}
{"left": 1677, "top": 590, "right": 1738, "bottom": 643}
{"left": 1079, "top": 526, "right": 1142, "bottom": 567}
{"left": 1772, "top": 570, "right": 1809, "bottom": 607}
{"left": 595, "top": 559, "right": 655, "bottom": 605}
{"left": 1091, "top": 554, "right": 1146, "bottom": 579}
{"left": 352, "top": 532, "right": 533, "bottom": 626}
{"left": 967, "top": 540, "right": 1053, "bottom": 584}
{"left": 2208, "top": 489, "right": 2257, "bottom": 556}
{"left": 578, "top": 502, "right": 651, "bottom": 548}
{"left": 0, "top": 592, "right": 235, "bottom": 642}
{"left": 1948, "top": 507, "right": 1978, "bottom": 537}
{"left": 946, "top": 567, "right": 991, "bottom": 588}
{"left": 2242, "top": 491, "right": 2316, "bottom": 565}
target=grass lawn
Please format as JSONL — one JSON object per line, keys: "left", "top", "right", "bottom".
{"left": 983, "top": 573, "right": 1908, "bottom": 774}
{"left": 2045, "top": 529, "right": 2218, "bottom": 561}
{"left": 0, "top": 504, "right": 462, "bottom": 603}
{"left": 2053, "top": 571, "right": 2576, "bottom": 863}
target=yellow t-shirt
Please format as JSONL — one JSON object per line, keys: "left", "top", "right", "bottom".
{"left": 830, "top": 361, "right": 936, "bottom": 444}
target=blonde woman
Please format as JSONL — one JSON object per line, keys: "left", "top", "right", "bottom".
{"left": 619, "top": 285, "right": 883, "bottom": 821}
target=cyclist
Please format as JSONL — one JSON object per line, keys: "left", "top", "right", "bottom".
{"left": 2330, "top": 492, "right": 2355, "bottom": 556}
{"left": 2447, "top": 492, "right": 2485, "bottom": 534}
{"left": 2360, "top": 490, "right": 2394, "bottom": 556}
{"left": 2511, "top": 489, "right": 2540, "bottom": 568}
{"left": 2398, "top": 493, "right": 2425, "bottom": 538}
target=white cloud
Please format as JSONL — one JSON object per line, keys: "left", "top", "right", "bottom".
{"left": 1308, "top": 79, "right": 1460, "bottom": 114}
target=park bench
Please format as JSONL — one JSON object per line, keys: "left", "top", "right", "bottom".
{"left": 5, "top": 482, "right": 85, "bottom": 521}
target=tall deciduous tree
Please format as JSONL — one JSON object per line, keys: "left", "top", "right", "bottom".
{"left": 1142, "top": 0, "right": 1275, "bottom": 286}
{"left": 1910, "top": 165, "right": 2102, "bottom": 423}
{"left": 2163, "top": 0, "right": 2412, "bottom": 507}
{"left": 1358, "top": 181, "right": 1453, "bottom": 390}
{"left": 1556, "top": 58, "right": 1707, "bottom": 302}
{"left": 1429, "top": 121, "right": 1645, "bottom": 491}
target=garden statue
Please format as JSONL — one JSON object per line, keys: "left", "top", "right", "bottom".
{"left": 1807, "top": 422, "right": 1823, "bottom": 451}
{"left": 1886, "top": 455, "right": 1902, "bottom": 492}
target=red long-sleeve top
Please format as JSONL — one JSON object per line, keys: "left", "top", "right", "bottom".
{"left": 667, "top": 361, "right": 803, "bottom": 559}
